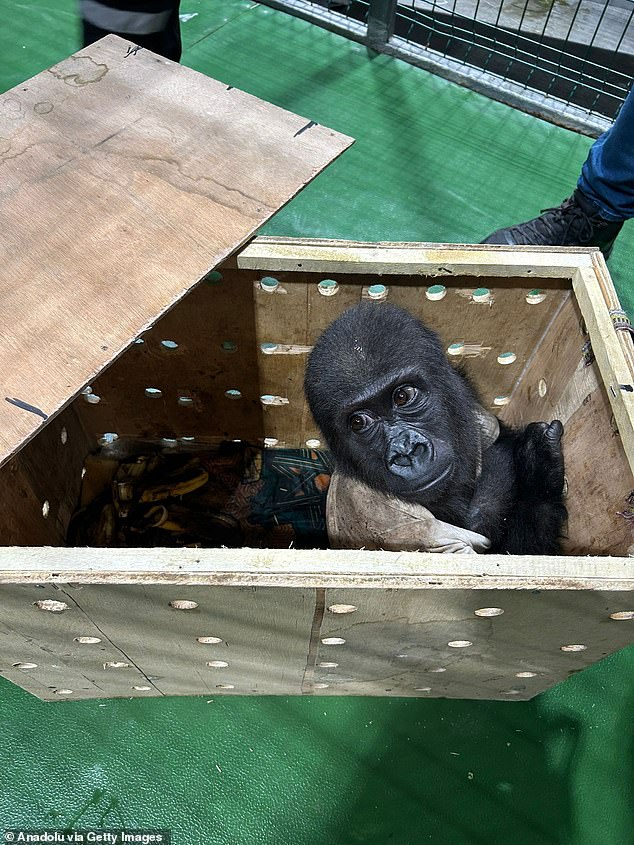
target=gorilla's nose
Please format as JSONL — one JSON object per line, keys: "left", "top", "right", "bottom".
{"left": 387, "top": 432, "right": 431, "bottom": 470}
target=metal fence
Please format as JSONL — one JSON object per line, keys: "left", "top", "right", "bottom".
{"left": 260, "top": 0, "right": 634, "bottom": 135}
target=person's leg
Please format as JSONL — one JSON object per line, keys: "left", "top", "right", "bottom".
{"left": 481, "top": 87, "right": 634, "bottom": 256}
{"left": 80, "top": 0, "right": 182, "bottom": 62}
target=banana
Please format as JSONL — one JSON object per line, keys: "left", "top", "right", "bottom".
{"left": 139, "top": 464, "right": 209, "bottom": 503}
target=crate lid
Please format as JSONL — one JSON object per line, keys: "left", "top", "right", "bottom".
{"left": 0, "top": 35, "right": 353, "bottom": 469}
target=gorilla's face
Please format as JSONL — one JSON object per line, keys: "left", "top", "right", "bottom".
{"left": 305, "top": 302, "right": 479, "bottom": 508}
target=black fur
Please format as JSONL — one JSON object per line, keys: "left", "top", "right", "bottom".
{"left": 305, "top": 302, "right": 566, "bottom": 554}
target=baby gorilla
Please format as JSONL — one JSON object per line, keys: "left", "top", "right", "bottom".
{"left": 305, "top": 302, "right": 566, "bottom": 554}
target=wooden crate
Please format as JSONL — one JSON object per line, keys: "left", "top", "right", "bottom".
{"left": 1, "top": 40, "right": 633, "bottom": 703}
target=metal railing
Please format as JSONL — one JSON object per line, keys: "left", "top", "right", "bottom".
{"left": 260, "top": 0, "right": 634, "bottom": 135}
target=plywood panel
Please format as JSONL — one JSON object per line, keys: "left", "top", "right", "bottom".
{"left": 0, "top": 547, "right": 633, "bottom": 701}
{"left": 0, "top": 37, "right": 353, "bottom": 470}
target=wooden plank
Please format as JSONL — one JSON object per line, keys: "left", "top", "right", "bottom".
{"left": 0, "top": 37, "right": 353, "bottom": 470}
{"left": 1, "top": 572, "right": 633, "bottom": 702}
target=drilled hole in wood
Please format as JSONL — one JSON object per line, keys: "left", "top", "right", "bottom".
{"left": 133, "top": 686, "right": 152, "bottom": 691}
{"left": 448, "top": 640, "right": 472, "bottom": 648}
{"left": 322, "top": 637, "right": 346, "bottom": 645}
{"left": 216, "top": 683, "right": 235, "bottom": 689}
{"left": 60, "top": 427, "right": 68, "bottom": 445}
{"left": 414, "top": 687, "right": 432, "bottom": 692}
{"left": 145, "top": 388, "right": 163, "bottom": 399}
{"left": 197, "top": 636, "right": 223, "bottom": 644}
{"left": 206, "top": 270, "right": 223, "bottom": 285}
{"left": 178, "top": 396, "right": 194, "bottom": 407}
{"left": 447, "top": 342, "right": 465, "bottom": 356}
{"left": 161, "top": 340, "right": 179, "bottom": 349}
{"left": 222, "top": 340, "right": 238, "bottom": 353}
{"left": 368, "top": 284, "right": 388, "bottom": 300}
{"left": 180, "top": 436, "right": 196, "bottom": 443}
{"left": 134, "top": 338, "right": 145, "bottom": 345}
{"left": 306, "top": 439, "right": 321, "bottom": 448}
{"left": 264, "top": 437, "right": 279, "bottom": 447}
{"left": 34, "top": 599, "right": 68, "bottom": 612}
{"left": 317, "top": 661, "right": 339, "bottom": 668}
{"left": 225, "top": 389, "right": 242, "bottom": 400}
{"left": 99, "top": 433, "right": 119, "bottom": 446}
{"left": 497, "top": 352, "right": 517, "bottom": 366}
{"left": 609, "top": 611, "right": 634, "bottom": 620}
{"left": 260, "top": 343, "right": 278, "bottom": 354}
{"left": 474, "top": 607, "right": 504, "bottom": 617}
{"left": 259, "top": 276, "right": 279, "bottom": 292}
{"left": 516, "top": 671, "right": 537, "bottom": 678}
{"left": 494, "top": 396, "right": 510, "bottom": 406}
{"left": 169, "top": 600, "right": 198, "bottom": 610}
{"left": 207, "top": 660, "right": 229, "bottom": 668}
{"left": 313, "top": 683, "right": 330, "bottom": 689}
{"left": 500, "top": 689, "right": 522, "bottom": 695}
{"left": 161, "top": 438, "right": 178, "bottom": 448}
{"left": 526, "top": 289, "right": 547, "bottom": 304}
{"left": 538, "top": 379, "right": 548, "bottom": 398}
{"left": 13, "top": 662, "right": 37, "bottom": 669}
{"left": 318, "top": 279, "right": 339, "bottom": 296}
{"left": 83, "top": 392, "right": 101, "bottom": 405}
{"left": 426, "top": 284, "right": 447, "bottom": 301}
{"left": 54, "top": 689, "right": 74, "bottom": 695}
{"left": 327, "top": 604, "right": 357, "bottom": 614}
{"left": 472, "top": 287, "right": 491, "bottom": 303}
{"left": 560, "top": 644, "right": 587, "bottom": 652}
{"left": 74, "top": 636, "right": 102, "bottom": 644}
{"left": 103, "top": 661, "right": 131, "bottom": 669}
{"left": 42, "top": 501, "right": 50, "bottom": 518}
{"left": 427, "top": 667, "right": 447, "bottom": 673}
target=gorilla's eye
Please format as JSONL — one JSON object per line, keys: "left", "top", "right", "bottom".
{"left": 393, "top": 385, "right": 417, "bottom": 407}
{"left": 349, "top": 412, "right": 369, "bottom": 432}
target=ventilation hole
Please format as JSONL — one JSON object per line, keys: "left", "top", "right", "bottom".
{"left": 427, "top": 667, "right": 447, "bottom": 673}
{"left": 260, "top": 394, "right": 289, "bottom": 405}
{"left": 472, "top": 287, "right": 491, "bottom": 303}
{"left": 54, "top": 689, "right": 73, "bottom": 695}
{"left": 179, "top": 436, "right": 196, "bottom": 443}
{"left": 225, "top": 389, "right": 242, "bottom": 400}
{"left": 500, "top": 689, "right": 522, "bottom": 695}
{"left": 494, "top": 396, "right": 510, "bottom": 406}
{"left": 264, "top": 437, "right": 279, "bottom": 448}
{"left": 414, "top": 686, "right": 432, "bottom": 692}
{"left": 426, "top": 284, "right": 447, "bottom": 301}
{"left": 317, "top": 661, "right": 339, "bottom": 668}
{"left": 313, "top": 683, "right": 329, "bottom": 689}
{"left": 83, "top": 393, "right": 101, "bottom": 405}
{"left": 259, "top": 276, "right": 279, "bottom": 292}
{"left": 74, "top": 636, "right": 102, "bottom": 644}
{"left": 207, "top": 660, "right": 229, "bottom": 668}
{"left": 232, "top": 438, "right": 242, "bottom": 443}
{"left": 216, "top": 683, "right": 235, "bottom": 689}
{"left": 42, "top": 501, "right": 50, "bottom": 518}
{"left": 178, "top": 396, "right": 194, "bottom": 407}
{"left": 206, "top": 270, "right": 223, "bottom": 285}
{"left": 133, "top": 685, "right": 152, "bottom": 691}
{"left": 60, "top": 427, "right": 68, "bottom": 445}
{"left": 161, "top": 438, "right": 178, "bottom": 448}
{"left": 448, "top": 640, "right": 472, "bottom": 648}
{"left": 447, "top": 342, "right": 465, "bottom": 356}
{"left": 81, "top": 467, "right": 87, "bottom": 478}
{"left": 197, "top": 636, "right": 223, "bottom": 644}
{"left": 169, "top": 600, "right": 199, "bottom": 610}
{"left": 515, "top": 671, "right": 537, "bottom": 678}
{"left": 538, "top": 379, "right": 548, "bottom": 398}
{"left": 474, "top": 607, "right": 504, "bottom": 617}
{"left": 103, "top": 661, "right": 131, "bottom": 669}
{"left": 318, "top": 279, "right": 339, "bottom": 296}
{"left": 134, "top": 338, "right": 145, "bottom": 344}
{"left": 609, "top": 611, "right": 634, "bottom": 620}
{"left": 12, "top": 662, "right": 37, "bottom": 669}
{"left": 222, "top": 341, "right": 237, "bottom": 353}
{"left": 144, "top": 388, "right": 162, "bottom": 399}
{"left": 327, "top": 604, "right": 357, "bottom": 614}
{"left": 367, "top": 284, "right": 388, "bottom": 300}
{"left": 260, "top": 343, "right": 278, "bottom": 354}
{"left": 497, "top": 352, "right": 517, "bottom": 365}
{"left": 560, "top": 644, "right": 587, "bottom": 652}
{"left": 99, "top": 432, "right": 118, "bottom": 446}
{"left": 161, "top": 340, "right": 179, "bottom": 349}
{"left": 306, "top": 438, "right": 321, "bottom": 448}
{"left": 321, "top": 637, "right": 346, "bottom": 645}
{"left": 34, "top": 599, "right": 68, "bottom": 612}
{"left": 526, "top": 289, "right": 547, "bottom": 304}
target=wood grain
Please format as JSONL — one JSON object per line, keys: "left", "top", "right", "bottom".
{"left": 0, "top": 36, "right": 353, "bottom": 470}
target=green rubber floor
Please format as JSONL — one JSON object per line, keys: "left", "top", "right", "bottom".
{"left": 1, "top": 2, "right": 634, "bottom": 843}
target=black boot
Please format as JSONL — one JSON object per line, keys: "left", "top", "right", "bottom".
{"left": 481, "top": 189, "right": 624, "bottom": 258}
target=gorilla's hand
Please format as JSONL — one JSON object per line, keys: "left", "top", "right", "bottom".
{"left": 514, "top": 420, "right": 565, "bottom": 499}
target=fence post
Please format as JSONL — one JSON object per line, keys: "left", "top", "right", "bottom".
{"left": 367, "top": 0, "right": 398, "bottom": 51}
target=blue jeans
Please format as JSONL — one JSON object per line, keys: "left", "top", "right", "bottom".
{"left": 579, "top": 86, "right": 634, "bottom": 221}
